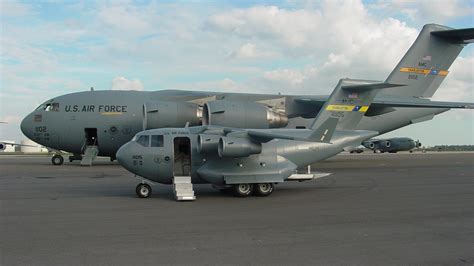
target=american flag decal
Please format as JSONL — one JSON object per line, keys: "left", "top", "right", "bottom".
{"left": 348, "top": 92, "right": 358, "bottom": 99}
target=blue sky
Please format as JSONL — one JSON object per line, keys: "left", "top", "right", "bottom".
{"left": 1, "top": 0, "right": 473, "bottom": 145}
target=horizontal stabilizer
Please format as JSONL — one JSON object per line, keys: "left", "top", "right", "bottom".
{"left": 294, "top": 96, "right": 474, "bottom": 111}
{"left": 431, "top": 28, "right": 474, "bottom": 44}
{"left": 371, "top": 100, "right": 474, "bottom": 109}
{"left": 342, "top": 82, "right": 404, "bottom": 92}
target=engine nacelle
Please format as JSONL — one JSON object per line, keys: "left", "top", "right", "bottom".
{"left": 143, "top": 101, "right": 202, "bottom": 130}
{"left": 0, "top": 143, "right": 5, "bottom": 151}
{"left": 362, "top": 141, "right": 375, "bottom": 149}
{"left": 218, "top": 137, "right": 262, "bottom": 158}
{"left": 384, "top": 140, "right": 391, "bottom": 148}
{"left": 197, "top": 134, "right": 221, "bottom": 154}
{"left": 203, "top": 100, "right": 288, "bottom": 129}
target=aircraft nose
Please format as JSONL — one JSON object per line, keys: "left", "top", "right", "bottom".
{"left": 116, "top": 143, "right": 131, "bottom": 168}
{"left": 20, "top": 113, "right": 34, "bottom": 140}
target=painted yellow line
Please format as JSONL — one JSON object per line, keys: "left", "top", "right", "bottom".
{"left": 400, "top": 67, "right": 430, "bottom": 75}
{"left": 399, "top": 67, "right": 449, "bottom": 76}
{"left": 438, "top": 70, "right": 449, "bottom": 76}
{"left": 101, "top": 112, "right": 123, "bottom": 115}
{"left": 326, "top": 105, "right": 355, "bottom": 111}
{"left": 326, "top": 105, "right": 369, "bottom": 112}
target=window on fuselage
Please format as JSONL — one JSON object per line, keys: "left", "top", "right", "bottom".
{"left": 136, "top": 135, "right": 150, "bottom": 147}
{"left": 151, "top": 135, "right": 164, "bottom": 147}
{"left": 44, "top": 103, "right": 59, "bottom": 112}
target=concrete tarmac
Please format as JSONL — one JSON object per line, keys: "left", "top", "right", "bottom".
{"left": 1, "top": 153, "right": 473, "bottom": 265}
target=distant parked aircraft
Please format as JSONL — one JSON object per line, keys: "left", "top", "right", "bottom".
{"left": 362, "top": 137, "right": 421, "bottom": 153}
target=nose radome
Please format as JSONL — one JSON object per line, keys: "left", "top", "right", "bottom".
{"left": 20, "top": 114, "right": 33, "bottom": 140}
{"left": 116, "top": 143, "right": 130, "bottom": 167}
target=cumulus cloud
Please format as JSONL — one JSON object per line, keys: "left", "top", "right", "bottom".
{"left": 111, "top": 77, "right": 144, "bottom": 91}
{"left": 173, "top": 78, "right": 247, "bottom": 93}
{"left": 433, "top": 55, "right": 474, "bottom": 102}
{"left": 370, "top": 0, "right": 473, "bottom": 23}
{"left": 97, "top": 5, "right": 153, "bottom": 35}
{"left": 228, "top": 43, "right": 277, "bottom": 59}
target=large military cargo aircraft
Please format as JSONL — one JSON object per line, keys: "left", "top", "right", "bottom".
{"left": 362, "top": 137, "right": 421, "bottom": 153}
{"left": 116, "top": 79, "right": 410, "bottom": 200}
{"left": 20, "top": 24, "right": 473, "bottom": 165}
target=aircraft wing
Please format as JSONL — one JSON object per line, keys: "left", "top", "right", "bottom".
{"left": 0, "top": 141, "right": 38, "bottom": 151}
{"left": 1, "top": 142, "right": 38, "bottom": 147}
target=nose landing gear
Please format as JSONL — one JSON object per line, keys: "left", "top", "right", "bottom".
{"left": 51, "top": 154, "right": 64, "bottom": 165}
{"left": 136, "top": 183, "right": 152, "bottom": 198}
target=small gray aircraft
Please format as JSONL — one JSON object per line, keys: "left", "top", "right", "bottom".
{"left": 117, "top": 78, "right": 396, "bottom": 199}
{"left": 20, "top": 24, "right": 474, "bottom": 166}
{"left": 0, "top": 122, "right": 37, "bottom": 151}
{"left": 362, "top": 137, "right": 421, "bottom": 153}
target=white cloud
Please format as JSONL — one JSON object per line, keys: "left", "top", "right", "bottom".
{"left": 228, "top": 43, "right": 277, "bottom": 59}
{"left": 263, "top": 69, "right": 307, "bottom": 85}
{"left": 432, "top": 55, "right": 474, "bottom": 102}
{"left": 111, "top": 77, "right": 144, "bottom": 91}
{"left": 97, "top": 5, "right": 153, "bottom": 35}
{"left": 173, "top": 78, "right": 247, "bottom": 93}
{"left": 369, "top": 0, "right": 473, "bottom": 23}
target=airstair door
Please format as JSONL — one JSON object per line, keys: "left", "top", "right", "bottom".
{"left": 172, "top": 137, "right": 195, "bottom": 201}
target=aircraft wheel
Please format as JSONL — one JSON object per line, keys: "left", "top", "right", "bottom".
{"left": 52, "top": 155, "right": 64, "bottom": 165}
{"left": 253, "top": 183, "right": 274, "bottom": 197}
{"left": 136, "top": 183, "right": 152, "bottom": 198}
{"left": 232, "top": 183, "right": 253, "bottom": 197}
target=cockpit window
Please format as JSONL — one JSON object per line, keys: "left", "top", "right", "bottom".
{"left": 136, "top": 135, "right": 150, "bottom": 147}
{"left": 151, "top": 135, "right": 164, "bottom": 147}
{"left": 43, "top": 103, "right": 60, "bottom": 112}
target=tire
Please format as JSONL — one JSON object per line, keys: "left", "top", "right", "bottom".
{"left": 253, "top": 183, "right": 274, "bottom": 197}
{"left": 232, "top": 183, "right": 253, "bottom": 197}
{"left": 52, "top": 155, "right": 64, "bottom": 165}
{"left": 136, "top": 183, "right": 152, "bottom": 198}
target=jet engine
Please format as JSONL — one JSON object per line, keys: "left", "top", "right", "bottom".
{"left": 362, "top": 141, "right": 375, "bottom": 149}
{"left": 0, "top": 143, "right": 5, "bottom": 151}
{"left": 203, "top": 100, "right": 288, "bottom": 129}
{"left": 143, "top": 101, "right": 202, "bottom": 130}
{"left": 218, "top": 137, "right": 262, "bottom": 158}
{"left": 384, "top": 140, "right": 391, "bottom": 148}
{"left": 197, "top": 134, "right": 221, "bottom": 154}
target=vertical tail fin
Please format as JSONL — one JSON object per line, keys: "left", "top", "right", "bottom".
{"left": 382, "top": 24, "right": 474, "bottom": 98}
{"left": 310, "top": 79, "right": 402, "bottom": 132}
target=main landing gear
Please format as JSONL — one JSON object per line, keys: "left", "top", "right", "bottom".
{"left": 232, "top": 183, "right": 274, "bottom": 197}
{"left": 136, "top": 183, "right": 152, "bottom": 198}
{"left": 51, "top": 154, "right": 64, "bottom": 165}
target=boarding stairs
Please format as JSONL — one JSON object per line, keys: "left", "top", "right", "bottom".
{"left": 80, "top": 145, "right": 99, "bottom": 166}
{"left": 173, "top": 176, "right": 196, "bottom": 201}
